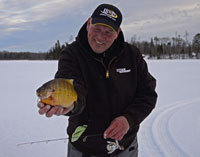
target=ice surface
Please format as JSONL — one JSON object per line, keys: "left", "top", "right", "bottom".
{"left": 0, "top": 60, "right": 200, "bottom": 157}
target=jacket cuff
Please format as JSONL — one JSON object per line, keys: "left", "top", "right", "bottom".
{"left": 122, "top": 114, "right": 135, "bottom": 128}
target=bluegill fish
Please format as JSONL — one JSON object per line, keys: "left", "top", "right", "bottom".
{"left": 36, "top": 78, "right": 77, "bottom": 108}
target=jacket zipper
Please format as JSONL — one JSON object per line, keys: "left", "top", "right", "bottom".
{"left": 95, "top": 56, "right": 117, "bottom": 79}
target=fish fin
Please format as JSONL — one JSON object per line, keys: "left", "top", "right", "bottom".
{"left": 65, "top": 79, "right": 74, "bottom": 86}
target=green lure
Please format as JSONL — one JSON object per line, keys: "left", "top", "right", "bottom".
{"left": 71, "top": 125, "right": 88, "bottom": 142}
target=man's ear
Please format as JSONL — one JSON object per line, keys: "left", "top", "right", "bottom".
{"left": 117, "top": 28, "right": 121, "bottom": 35}
{"left": 113, "top": 28, "right": 121, "bottom": 40}
{"left": 86, "top": 18, "right": 91, "bottom": 31}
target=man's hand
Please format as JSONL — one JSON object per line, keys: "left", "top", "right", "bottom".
{"left": 37, "top": 101, "right": 73, "bottom": 117}
{"left": 104, "top": 116, "right": 130, "bottom": 141}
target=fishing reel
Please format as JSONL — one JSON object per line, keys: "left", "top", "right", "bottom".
{"left": 106, "top": 140, "right": 124, "bottom": 154}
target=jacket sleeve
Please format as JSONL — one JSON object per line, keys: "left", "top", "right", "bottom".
{"left": 55, "top": 46, "right": 87, "bottom": 116}
{"left": 123, "top": 49, "right": 158, "bottom": 128}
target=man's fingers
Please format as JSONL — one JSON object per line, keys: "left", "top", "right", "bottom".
{"left": 55, "top": 103, "right": 74, "bottom": 115}
{"left": 55, "top": 107, "right": 64, "bottom": 115}
{"left": 38, "top": 105, "right": 51, "bottom": 115}
{"left": 46, "top": 106, "right": 70, "bottom": 117}
{"left": 38, "top": 102, "right": 73, "bottom": 117}
{"left": 104, "top": 122, "right": 115, "bottom": 139}
{"left": 46, "top": 107, "right": 58, "bottom": 117}
{"left": 104, "top": 123, "right": 124, "bottom": 139}
{"left": 114, "top": 133, "right": 124, "bottom": 141}
{"left": 37, "top": 101, "right": 44, "bottom": 108}
{"left": 62, "top": 108, "right": 70, "bottom": 115}
{"left": 105, "top": 125, "right": 118, "bottom": 138}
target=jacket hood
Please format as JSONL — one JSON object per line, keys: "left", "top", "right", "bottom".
{"left": 75, "top": 21, "right": 125, "bottom": 64}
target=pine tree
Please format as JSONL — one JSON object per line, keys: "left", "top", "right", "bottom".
{"left": 192, "top": 33, "right": 200, "bottom": 59}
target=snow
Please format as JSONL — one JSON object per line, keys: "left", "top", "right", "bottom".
{"left": 0, "top": 60, "right": 200, "bottom": 157}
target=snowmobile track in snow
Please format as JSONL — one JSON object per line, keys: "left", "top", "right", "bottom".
{"left": 140, "top": 98, "right": 200, "bottom": 157}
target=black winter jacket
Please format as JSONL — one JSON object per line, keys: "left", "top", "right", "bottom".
{"left": 55, "top": 22, "right": 157, "bottom": 156}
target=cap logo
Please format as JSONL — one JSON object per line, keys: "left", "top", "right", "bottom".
{"left": 100, "top": 8, "right": 118, "bottom": 21}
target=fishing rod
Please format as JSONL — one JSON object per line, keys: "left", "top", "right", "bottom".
{"left": 17, "top": 133, "right": 103, "bottom": 147}
{"left": 17, "top": 137, "right": 68, "bottom": 146}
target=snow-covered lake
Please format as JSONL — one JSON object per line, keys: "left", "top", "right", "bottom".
{"left": 0, "top": 60, "right": 199, "bottom": 157}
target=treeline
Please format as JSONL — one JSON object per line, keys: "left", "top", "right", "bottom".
{"left": 0, "top": 51, "right": 47, "bottom": 60}
{"left": 0, "top": 33, "right": 200, "bottom": 60}
{"left": 0, "top": 40, "right": 68, "bottom": 60}
{"left": 130, "top": 33, "right": 200, "bottom": 59}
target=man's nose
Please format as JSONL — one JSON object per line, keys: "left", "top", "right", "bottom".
{"left": 96, "top": 31, "right": 106, "bottom": 41}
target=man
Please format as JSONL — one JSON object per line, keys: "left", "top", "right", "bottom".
{"left": 38, "top": 3, "right": 157, "bottom": 157}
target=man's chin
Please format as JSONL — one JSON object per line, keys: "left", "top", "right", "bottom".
{"left": 92, "top": 47, "right": 106, "bottom": 54}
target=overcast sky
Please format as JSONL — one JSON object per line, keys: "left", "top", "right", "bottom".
{"left": 0, "top": 0, "right": 199, "bottom": 52}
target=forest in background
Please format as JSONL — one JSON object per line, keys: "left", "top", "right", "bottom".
{"left": 0, "top": 33, "right": 200, "bottom": 60}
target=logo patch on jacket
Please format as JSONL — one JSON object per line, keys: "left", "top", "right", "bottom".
{"left": 116, "top": 68, "right": 131, "bottom": 73}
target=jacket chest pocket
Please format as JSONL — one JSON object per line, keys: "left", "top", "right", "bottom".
{"left": 109, "top": 66, "right": 137, "bottom": 106}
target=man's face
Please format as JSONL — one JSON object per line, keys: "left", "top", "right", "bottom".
{"left": 86, "top": 18, "right": 120, "bottom": 54}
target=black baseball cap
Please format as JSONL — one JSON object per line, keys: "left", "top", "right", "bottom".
{"left": 91, "top": 4, "right": 122, "bottom": 32}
